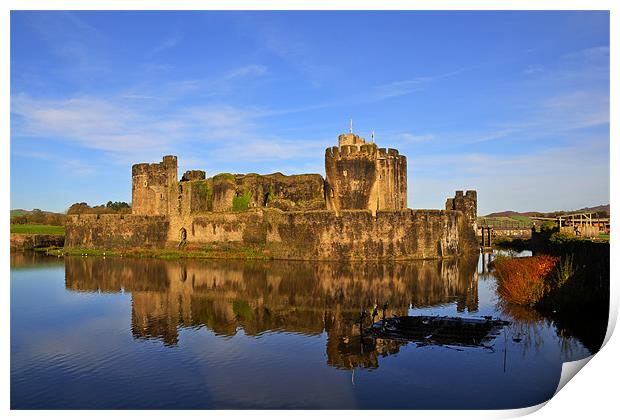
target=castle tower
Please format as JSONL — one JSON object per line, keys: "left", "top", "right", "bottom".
{"left": 325, "top": 132, "right": 407, "bottom": 214}
{"left": 446, "top": 190, "right": 478, "bottom": 233}
{"left": 131, "top": 155, "right": 178, "bottom": 216}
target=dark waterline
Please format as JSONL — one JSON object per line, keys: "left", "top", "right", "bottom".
{"left": 11, "top": 251, "right": 593, "bottom": 409}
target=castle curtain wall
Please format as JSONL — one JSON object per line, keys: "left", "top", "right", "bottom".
{"left": 64, "top": 209, "right": 475, "bottom": 260}
{"left": 163, "top": 208, "right": 475, "bottom": 260}
{"left": 65, "top": 132, "right": 478, "bottom": 260}
{"left": 65, "top": 214, "right": 169, "bottom": 249}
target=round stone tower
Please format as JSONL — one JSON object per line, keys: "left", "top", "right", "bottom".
{"left": 325, "top": 132, "right": 407, "bottom": 214}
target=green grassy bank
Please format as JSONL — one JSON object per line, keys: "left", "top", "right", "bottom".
{"left": 43, "top": 243, "right": 275, "bottom": 261}
{"left": 10, "top": 224, "right": 65, "bottom": 235}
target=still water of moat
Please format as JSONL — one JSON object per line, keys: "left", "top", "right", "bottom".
{"left": 11, "top": 251, "right": 596, "bottom": 409}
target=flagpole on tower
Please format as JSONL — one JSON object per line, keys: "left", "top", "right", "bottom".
{"left": 349, "top": 119, "right": 353, "bottom": 134}
{"left": 371, "top": 129, "right": 375, "bottom": 143}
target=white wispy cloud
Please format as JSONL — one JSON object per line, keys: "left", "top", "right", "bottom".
{"left": 465, "top": 129, "right": 520, "bottom": 144}
{"left": 366, "top": 70, "right": 462, "bottom": 102}
{"left": 22, "top": 12, "right": 108, "bottom": 79}
{"left": 11, "top": 94, "right": 185, "bottom": 159}
{"left": 120, "top": 63, "right": 269, "bottom": 102}
{"left": 526, "top": 45, "right": 609, "bottom": 86}
{"left": 224, "top": 64, "right": 268, "bottom": 79}
{"left": 540, "top": 90, "right": 609, "bottom": 130}
{"left": 119, "top": 94, "right": 157, "bottom": 100}
{"left": 242, "top": 16, "right": 334, "bottom": 87}
{"left": 411, "top": 136, "right": 609, "bottom": 214}
{"left": 524, "top": 65, "right": 544, "bottom": 76}
{"left": 562, "top": 45, "right": 610, "bottom": 64}
{"left": 151, "top": 34, "right": 181, "bottom": 54}
{"left": 11, "top": 93, "right": 326, "bottom": 169}
{"left": 12, "top": 149, "right": 97, "bottom": 175}
{"left": 371, "top": 77, "right": 433, "bottom": 100}
{"left": 406, "top": 84, "right": 609, "bottom": 149}
{"left": 144, "top": 63, "right": 175, "bottom": 73}
{"left": 396, "top": 133, "right": 435, "bottom": 144}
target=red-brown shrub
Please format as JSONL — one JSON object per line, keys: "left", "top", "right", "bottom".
{"left": 494, "top": 255, "right": 560, "bottom": 306}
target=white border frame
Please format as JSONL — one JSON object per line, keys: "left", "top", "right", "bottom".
{"left": 2, "top": 2, "right": 616, "bottom": 419}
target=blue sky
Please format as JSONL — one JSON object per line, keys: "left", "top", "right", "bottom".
{"left": 10, "top": 11, "right": 610, "bottom": 215}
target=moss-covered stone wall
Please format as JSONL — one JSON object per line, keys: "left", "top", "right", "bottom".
{"left": 176, "top": 172, "right": 326, "bottom": 215}
{"left": 67, "top": 208, "right": 476, "bottom": 260}
{"left": 65, "top": 214, "right": 169, "bottom": 249}
{"left": 166, "top": 208, "right": 476, "bottom": 260}
{"left": 10, "top": 233, "right": 65, "bottom": 250}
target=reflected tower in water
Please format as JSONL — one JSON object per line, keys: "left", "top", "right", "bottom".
{"left": 64, "top": 256, "right": 479, "bottom": 368}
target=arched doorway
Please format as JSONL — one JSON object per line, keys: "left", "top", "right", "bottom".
{"left": 178, "top": 228, "right": 188, "bottom": 249}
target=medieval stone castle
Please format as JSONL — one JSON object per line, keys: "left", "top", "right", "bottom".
{"left": 66, "top": 130, "right": 478, "bottom": 260}
{"left": 131, "top": 131, "right": 408, "bottom": 217}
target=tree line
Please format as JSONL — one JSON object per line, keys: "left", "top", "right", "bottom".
{"left": 10, "top": 201, "right": 131, "bottom": 226}
{"left": 10, "top": 209, "right": 65, "bottom": 226}
{"left": 67, "top": 201, "right": 131, "bottom": 215}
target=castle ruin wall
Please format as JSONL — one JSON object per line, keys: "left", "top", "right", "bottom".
{"left": 163, "top": 209, "right": 476, "bottom": 260}
{"left": 66, "top": 131, "right": 477, "bottom": 260}
{"left": 65, "top": 208, "right": 476, "bottom": 260}
{"left": 65, "top": 214, "right": 169, "bottom": 249}
{"left": 132, "top": 155, "right": 178, "bottom": 216}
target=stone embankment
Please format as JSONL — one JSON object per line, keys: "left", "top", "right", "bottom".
{"left": 10, "top": 233, "right": 64, "bottom": 250}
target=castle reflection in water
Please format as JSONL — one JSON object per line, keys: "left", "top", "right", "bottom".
{"left": 63, "top": 256, "right": 479, "bottom": 370}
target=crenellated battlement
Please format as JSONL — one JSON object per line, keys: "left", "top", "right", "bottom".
{"left": 132, "top": 156, "right": 178, "bottom": 216}
{"left": 325, "top": 143, "right": 406, "bottom": 160}
{"left": 465, "top": 190, "right": 477, "bottom": 200}
{"left": 132, "top": 162, "right": 165, "bottom": 176}
{"left": 132, "top": 163, "right": 150, "bottom": 176}
{"left": 446, "top": 190, "right": 478, "bottom": 236}
{"left": 181, "top": 170, "right": 206, "bottom": 182}
{"left": 325, "top": 132, "right": 407, "bottom": 214}
{"left": 338, "top": 132, "right": 366, "bottom": 147}
{"left": 132, "top": 156, "right": 177, "bottom": 176}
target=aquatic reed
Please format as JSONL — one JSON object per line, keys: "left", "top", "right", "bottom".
{"left": 493, "top": 255, "right": 559, "bottom": 306}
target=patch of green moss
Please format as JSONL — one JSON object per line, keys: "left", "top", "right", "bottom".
{"left": 213, "top": 173, "right": 235, "bottom": 182}
{"left": 193, "top": 182, "right": 213, "bottom": 210}
{"left": 232, "top": 191, "right": 252, "bottom": 212}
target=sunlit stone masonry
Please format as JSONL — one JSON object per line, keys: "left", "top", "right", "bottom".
{"left": 65, "top": 129, "right": 478, "bottom": 260}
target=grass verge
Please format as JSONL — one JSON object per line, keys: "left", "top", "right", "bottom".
{"left": 10, "top": 224, "right": 65, "bottom": 235}
{"left": 44, "top": 243, "right": 275, "bottom": 261}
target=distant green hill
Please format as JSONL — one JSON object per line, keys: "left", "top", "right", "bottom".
{"left": 10, "top": 209, "right": 30, "bottom": 217}
{"left": 478, "top": 215, "right": 534, "bottom": 227}
{"left": 10, "top": 208, "right": 66, "bottom": 228}
{"left": 480, "top": 203, "right": 610, "bottom": 228}
{"left": 10, "top": 208, "right": 63, "bottom": 217}
{"left": 485, "top": 204, "right": 609, "bottom": 218}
